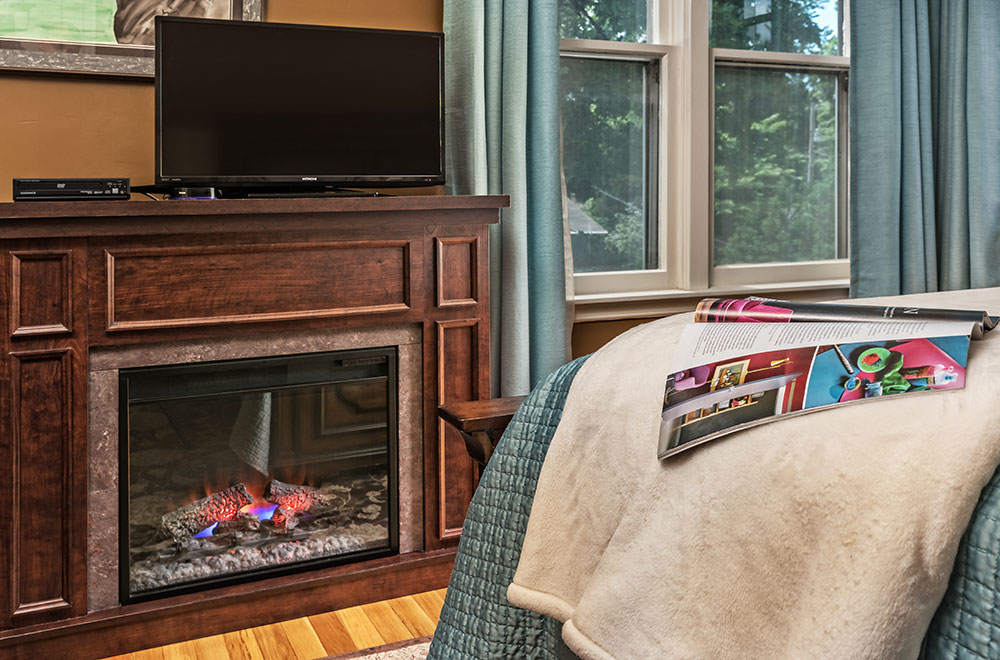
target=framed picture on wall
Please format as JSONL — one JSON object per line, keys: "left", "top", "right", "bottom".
{"left": 709, "top": 358, "right": 750, "bottom": 391}
{"left": 0, "top": 0, "right": 265, "bottom": 77}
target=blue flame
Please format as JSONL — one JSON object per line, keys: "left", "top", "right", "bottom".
{"left": 193, "top": 522, "right": 219, "bottom": 538}
{"left": 250, "top": 504, "right": 279, "bottom": 521}
{"left": 190, "top": 503, "right": 279, "bottom": 538}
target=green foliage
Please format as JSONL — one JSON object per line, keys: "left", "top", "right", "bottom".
{"left": 558, "top": 0, "right": 647, "bottom": 42}
{"left": 561, "top": 55, "right": 648, "bottom": 271}
{"left": 714, "top": 65, "right": 838, "bottom": 264}
{"left": 710, "top": 0, "right": 834, "bottom": 54}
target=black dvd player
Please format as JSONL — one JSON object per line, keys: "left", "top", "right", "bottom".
{"left": 13, "top": 178, "right": 130, "bottom": 202}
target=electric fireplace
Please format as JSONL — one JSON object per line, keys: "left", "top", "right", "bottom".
{"left": 118, "top": 348, "right": 399, "bottom": 603}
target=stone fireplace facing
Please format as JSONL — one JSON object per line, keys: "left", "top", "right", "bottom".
{"left": 0, "top": 195, "right": 503, "bottom": 659}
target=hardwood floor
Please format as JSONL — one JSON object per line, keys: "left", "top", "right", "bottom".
{"left": 97, "top": 588, "right": 446, "bottom": 660}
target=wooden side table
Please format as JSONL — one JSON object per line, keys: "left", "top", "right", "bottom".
{"left": 438, "top": 396, "right": 526, "bottom": 466}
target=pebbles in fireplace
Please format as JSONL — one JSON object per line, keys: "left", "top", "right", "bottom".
{"left": 118, "top": 348, "right": 399, "bottom": 603}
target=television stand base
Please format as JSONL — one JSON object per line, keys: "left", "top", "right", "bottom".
{"left": 130, "top": 185, "right": 391, "bottom": 200}
{"left": 168, "top": 187, "right": 218, "bottom": 200}
{"left": 237, "top": 188, "right": 386, "bottom": 199}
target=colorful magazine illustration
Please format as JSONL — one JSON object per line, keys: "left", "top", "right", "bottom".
{"left": 658, "top": 307, "right": 983, "bottom": 460}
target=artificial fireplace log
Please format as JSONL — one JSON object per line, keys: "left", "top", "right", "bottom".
{"left": 214, "top": 512, "right": 261, "bottom": 536}
{"left": 160, "top": 484, "right": 253, "bottom": 542}
{"left": 263, "top": 479, "right": 337, "bottom": 513}
{"left": 269, "top": 506, "right": 297, "bottom": 531}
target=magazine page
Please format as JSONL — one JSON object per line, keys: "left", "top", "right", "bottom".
{"left": 658, "top": 321, "right": 975, "bottom": 460}
{"left": 694, "top": 298, "right": 998, "bottom": 339}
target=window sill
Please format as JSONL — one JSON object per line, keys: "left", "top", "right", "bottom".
{"left": 572, "top": 278, "right": 850, "bottom": 322}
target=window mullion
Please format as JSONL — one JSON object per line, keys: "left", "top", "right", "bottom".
{"left": 667, "top": 0, "right": 710, "bottom": 291}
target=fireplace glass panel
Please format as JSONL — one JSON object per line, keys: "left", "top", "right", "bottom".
{"left": 120, "top": 348, "right": 398, "bottom": 602}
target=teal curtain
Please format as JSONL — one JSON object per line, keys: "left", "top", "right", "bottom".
{"left": 850, "top": 0, "right": 1000, "bottom": 297}
{"left": 444, "top": 0, "right": 567, "bottom": 396}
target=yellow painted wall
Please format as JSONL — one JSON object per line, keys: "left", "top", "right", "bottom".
{"left": 267, "top": 0, "right": 442, "bottom": 32}
{"left": 0, "top": 0, "right": 443, "bottom": 202}
{"left": 571, "top": 318, "right": 655, "bottom": 359}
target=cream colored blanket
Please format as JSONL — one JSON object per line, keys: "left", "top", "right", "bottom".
{"left": 508, "top": 288, "right": 1000, "bottom": 660}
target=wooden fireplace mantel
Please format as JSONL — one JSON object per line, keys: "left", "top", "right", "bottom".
{"left": 0, "top": 194, "right": 507, "bottom": 659}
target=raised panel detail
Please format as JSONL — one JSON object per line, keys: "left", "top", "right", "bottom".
{"left": 435, "top": 237, "right": 478, "bottom": 307}
{"left": 436, "top": 319, "right": 480, "bottom": 540}
{"left": 9, "top": 348, "right": 74, "bottom": 622}
{"left": 105, "top": 241, "right": 412, "bottom": 331}
{"left": 10, "top": 250, "right": 72, "bottom": 337}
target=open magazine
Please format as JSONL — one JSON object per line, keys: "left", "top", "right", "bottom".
{"left": 658, "top": 298, "right": 996, "bottom": 460}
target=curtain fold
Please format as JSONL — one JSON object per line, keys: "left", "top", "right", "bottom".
{"left": 444, "top": 0, "right": 568, "bottom": 396}
{"left": 850, "top": 0, "right": 1000, "bottom": 297}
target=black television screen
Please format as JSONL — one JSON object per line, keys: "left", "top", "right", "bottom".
{"left": 155, "top": 17, "right": 444, "bottom": 190}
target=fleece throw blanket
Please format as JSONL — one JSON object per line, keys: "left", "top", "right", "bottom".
{"left": 508, "top": 288, "right": 1000, "bottom": 660}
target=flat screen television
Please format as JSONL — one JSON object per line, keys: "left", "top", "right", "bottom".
{"left": 154, "top": 17, "right": 444, "bottom": 193}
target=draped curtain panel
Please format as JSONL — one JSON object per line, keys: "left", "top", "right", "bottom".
{"left": 444, "top": 0, "right": 568, "bottom": 396}
{"left": 850, "top": 0, "right": 1000, "bottom": 297}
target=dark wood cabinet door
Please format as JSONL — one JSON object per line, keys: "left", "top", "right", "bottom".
{"left": 0, "top": 240, "right": 88, "bottom": 629}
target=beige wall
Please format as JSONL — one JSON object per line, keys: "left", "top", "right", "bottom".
{"left": 0, "top": 0, "right": 443, "bottom": 202}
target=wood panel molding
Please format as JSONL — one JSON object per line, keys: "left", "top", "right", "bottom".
{"left": 434, "top": 237, "right": 478, "bottom": 308}
{"left": 8, "top": 348, "right": 75, "bottom": 625}
{"left": 434, "top": 319, "right": 481, "bottom": 541}
{"left": 10, "top": 250, "right": 73, "bottom": 338}
{"left": 104, "top": 241, "right": 413, "bottom": 332}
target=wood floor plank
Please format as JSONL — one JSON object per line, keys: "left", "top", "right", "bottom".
{"left": 359, "top": 600, "right": 414, "bottom": 644}
{"left": 222, "top": 629, "right": 266, "bottom": 660}
{"left": 307, "top": 611, "right": 360, "bottom": 656}
{"left": 278, "top": 617, "right": 328, "bottom": 659}
{"left": 131, "top": 646, "right": 168, "bottom": 660}
{"left": 334, "top": 605, "right": 386, "bottom": 651}
{"left": 251, "top": 622, "right": 297, "bottom": 660}
{"left": 190, "top": 634, "right": 231, "bottom": 660}
{"left": 385, "top": 595, "right": 438, "bottom": 637}
{"left": 159, "top": 641, "right": 196, "bottom": 660}
{"left": 411, "top": 589, "right": 446, "bottom": 622}
{"left": 101, "top": 587, "right": 448, "bottom": 660}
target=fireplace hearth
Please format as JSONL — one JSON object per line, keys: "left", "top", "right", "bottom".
{"left": 119, "top": 348, "right": 399, "bottom": 602}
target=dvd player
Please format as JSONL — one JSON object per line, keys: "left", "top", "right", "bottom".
{"left": 13, "top": 178, "right": 130, "bottom": 202}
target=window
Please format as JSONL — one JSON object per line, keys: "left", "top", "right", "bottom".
{"left": 562, "top": 1, "right": 850, "bottom": 302}
{"left": 558, "top": 0, "right": 668, "bottom": 285}
{"left": 710, "top": 0, "right": 849, "bottom": 286}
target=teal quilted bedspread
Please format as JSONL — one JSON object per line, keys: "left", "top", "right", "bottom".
{"left": 427, "top": 356, "right": 1000, "bottom": 659}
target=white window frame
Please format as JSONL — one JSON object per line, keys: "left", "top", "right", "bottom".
{"left": 569, "top": 1, "right": 850, "bottom": 307}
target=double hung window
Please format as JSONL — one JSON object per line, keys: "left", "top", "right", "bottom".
{"left": 560, "top": 0, "right": 850, "bottom": 302}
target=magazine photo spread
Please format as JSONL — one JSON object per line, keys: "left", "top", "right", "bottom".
{"left": 658, "top": 299, "right": 996, "bottom": 460}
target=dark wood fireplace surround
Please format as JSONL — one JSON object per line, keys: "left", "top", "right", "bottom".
{"left": 0, "top": 194, "right": 505, "bottom": 659}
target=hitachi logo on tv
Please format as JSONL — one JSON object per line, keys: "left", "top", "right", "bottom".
{"left": 301, "top": 176, "right": 318, "bottom": 181}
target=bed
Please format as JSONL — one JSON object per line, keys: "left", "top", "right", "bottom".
{"left": 426, "top": 288, "right": 1000, "bottom": 660}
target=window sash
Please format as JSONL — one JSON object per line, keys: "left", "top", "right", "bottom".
{"left": 710, "top": 48, "right": 849, "bottom": 284}
{"left": 560, "top": 39, "right": 669, "bottom": 288}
